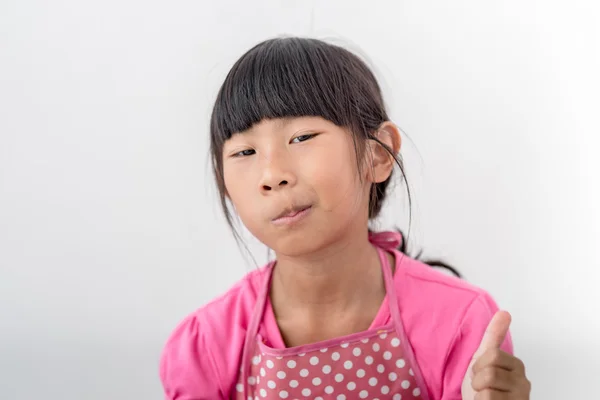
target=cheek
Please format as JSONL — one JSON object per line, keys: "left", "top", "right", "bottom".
{"left": 303, "top": 143, "right": 367, "bottom": 209}
{"left": 223, "top": 166, "right": 256, "bottom": 211}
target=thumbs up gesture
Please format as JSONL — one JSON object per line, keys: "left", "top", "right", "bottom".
{"left": 461, "top": 311, "right": 531, "bottom": 399}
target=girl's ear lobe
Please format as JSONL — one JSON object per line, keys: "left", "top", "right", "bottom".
{"left": 367, "top": 121, "right": 402, "bottom": 183}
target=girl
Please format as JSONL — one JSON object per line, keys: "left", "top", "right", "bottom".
{"left": 160, "top": 37, "right": 531, "bottom": 400}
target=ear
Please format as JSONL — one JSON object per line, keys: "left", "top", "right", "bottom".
{"left": 366, "top": 121, "right": 402, "bottom": 183}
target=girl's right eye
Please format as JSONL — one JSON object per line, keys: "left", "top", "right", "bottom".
{"left": 232, "top": 149, "right": 255, "bottom": 158}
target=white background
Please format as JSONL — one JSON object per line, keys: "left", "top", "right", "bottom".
{"left": 1, "top": 0, "right": 599, "bottom": 398}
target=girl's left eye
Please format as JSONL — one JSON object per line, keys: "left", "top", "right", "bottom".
{"left": 291, "top": 134, "right": 317, "bottom": 144}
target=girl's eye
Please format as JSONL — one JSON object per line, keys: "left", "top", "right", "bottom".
{"left": 291, "top": 133, "right": 317, "bottom": 144}
{"left": 232, "top": 149, "right": 255, "bottom": 157}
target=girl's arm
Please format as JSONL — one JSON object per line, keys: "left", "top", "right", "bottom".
{"left": 440, "top": 293, "right": 514, "bottom": 399}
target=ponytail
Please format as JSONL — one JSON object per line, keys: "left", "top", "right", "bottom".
{"left": 396, "top": 229, "right": 462, "bottom": 278}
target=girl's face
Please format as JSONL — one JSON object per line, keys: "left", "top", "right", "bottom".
{"left": 222, "top": 117, "right": 373, "bottom": 256}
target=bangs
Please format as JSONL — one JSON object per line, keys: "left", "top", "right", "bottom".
{"left": 210, "top": 37, "right": 385, "bottom": 142}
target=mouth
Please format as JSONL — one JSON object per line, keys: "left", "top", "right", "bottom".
{"left": 272, "top": 205, "right": 312, "bottom": 225}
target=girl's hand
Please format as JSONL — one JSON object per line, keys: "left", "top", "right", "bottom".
{"left": 461, "top": 311, "right": 531, "bottom": 399}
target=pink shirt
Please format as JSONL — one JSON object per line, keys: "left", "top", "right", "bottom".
{"left": 159, "top": 250, "right": 513, "bottom": 399}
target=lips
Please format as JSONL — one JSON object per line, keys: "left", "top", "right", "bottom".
{"left": 272, "top": 205, "right": 312, "bottom": 222}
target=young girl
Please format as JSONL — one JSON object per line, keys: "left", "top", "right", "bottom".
{"left": 160, "top": 38, "right": 531, "bottom": 400}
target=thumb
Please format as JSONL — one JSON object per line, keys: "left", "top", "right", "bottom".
{"left": 473, "top": 310, "right": 512, "bottom": 359}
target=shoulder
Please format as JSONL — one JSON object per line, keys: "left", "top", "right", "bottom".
{"left": 394, "top": 251, "right": 501, "bottom": 321}
{"left": 393, "top": 251, "right": 513, "bottom": 399}
{"left": 159, "top": 266, "right": 269, "bottom": 400}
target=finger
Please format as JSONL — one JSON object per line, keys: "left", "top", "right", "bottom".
{"left": 472, "top": 348, "right": 525, "bottom": 375}
{"left": 474, "top": 389, "right": 511, "bottom": 400}
{"left": 473, "top": 311, "right": 511, "bottom": 359}
{"left": 471, "top": 366, "right": 515, "bottom": 392}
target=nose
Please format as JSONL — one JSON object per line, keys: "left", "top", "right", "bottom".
{"left": 259, "top": 153, "right": 296, "bottom": 193}
{"left": 261, "top": 179, "right": 289, "bottom": 191}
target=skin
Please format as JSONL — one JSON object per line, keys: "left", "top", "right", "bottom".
{"left": 222, "top": 116, "right": 530, "bottom": 399}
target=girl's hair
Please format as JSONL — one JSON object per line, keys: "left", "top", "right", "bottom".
{"left": 209, "top": 37, "right": 460, "bottom": 278}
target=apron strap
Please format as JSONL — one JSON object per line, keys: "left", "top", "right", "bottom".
{"left": 373, "top": 231, "right": 432, "bottom": 400}
{"left": 371, "top": 231, "right": 405, "bottom": 336}
{"left": 240, "top": 262, "right": 274, "bottom": 397}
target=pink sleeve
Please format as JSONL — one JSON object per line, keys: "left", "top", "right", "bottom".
{"left": 440, "top": 293, "right": 514, "bottom": 400}
{"left": 159, "top": 315, "right": 225, "bottom": 400}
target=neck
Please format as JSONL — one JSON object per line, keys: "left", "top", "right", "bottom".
{"left": 270, "top": 229, "right": 384, "bottom": 317}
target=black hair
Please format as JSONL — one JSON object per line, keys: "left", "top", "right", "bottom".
{"left": 209, "top": 37, "right": 460, "bottom": 278}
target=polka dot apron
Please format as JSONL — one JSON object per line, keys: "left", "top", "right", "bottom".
{"left": 235, "top": 232, "right": 431, "bottom": 400}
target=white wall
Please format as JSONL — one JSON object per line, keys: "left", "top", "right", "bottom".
{"left": 1, "top": 0, "right": 598, "bottom": 398}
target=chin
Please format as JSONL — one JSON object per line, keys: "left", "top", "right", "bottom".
{"left": 267, "top": 228, "right": 339, "bottom": 258}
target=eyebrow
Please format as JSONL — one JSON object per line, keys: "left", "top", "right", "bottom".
{"left": 274, "top": 118, "right": 295, "bottom": 129}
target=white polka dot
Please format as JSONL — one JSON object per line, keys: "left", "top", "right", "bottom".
{"left": 279, "top": 390, "right": 288, "bottom": 399}
{"left": 260, "top": 388, "right": 267, "bottom": 397}
{"left": 289, "top": 380, "right": 298, "bottom": 388}
{"left": 361, "top": 338, "right": 370, "bottom": 343}
{"left": 300, "top": 369, "right": 309, "bottom": 378}
{"left": 260, "top": 368, "right": 266, "bottom": 377}
{"left": 310, "top": 356, "right": 319, "bottom": 365}
{"left": 389, "top": 372, "right": 398, "bottom": 381}
{"left": 356, "top": 369, "right": 365, "bottom": 378}
{"left": 335, "top": 373, "right": 344, "bottom": 382}
{"left": 256, "top": 376, "right": 260, "bottom": 384}
{"left": 380, "top": 332, "right": 388, "bottom": 339}
{"left": 381, "top": 385, "right": 390, "bottom": 394}
{"left": 298, "top": 353, "right": 306, "bottom": 357}
{"left": 325, "top": 386, "right": 334, "bottom": 394}
{"left": 320, "top": 348, "right": 328, "bottom": 353}
{"left": 301, "top": 388, "right": 311, "bottom": 396}
{"left": 252, "top": 356, "right": 260, "bottom": 365}
{"left": 365, "top": 356, "right": 374, "bottom": 365}
{"left": 247, "top": 396, "right": 252, "bottom": 400}
{"left": 396, "top": 359, "right": 406, "bottom": 368}
{"left": 413, "top": 388, "right": 421, "bottom": 396}
{"left": 236, "top": 384, "right": 243, "bottom": 392}
{"left": 276, "top": 371, "right": 286, "bottom": 379}
{"left": 332, "top": 352, "right": 341, "bottom": 361}
{"left": 344, "top": 360, "right": 353, "bottom": 370}
{"left": 267, "top": 380, "right": 276, "bottom": 389}
{"left": 312, "top": 377, "right": 322, "bottom": 386}
{"left": 287, "top": 360, "right": 296, "bottom": 369}
{"left": 409, "top": 368, "right": 414, "bottom": 376}
{"left": 383, "top": 351, "right": 392, "bottom": 360}
{"left": 341, "top": 342, "right": 349, "bottom": 348}
{"left": 337, "top": 395, "right": 346, "bottom": 400}
{"left": 266, "top": 360, "right": 274, "bottom": 368}
{"left": 315, "top": 398, "right": 324, "bottom": 400}
{"left": 353, "top": 347, "right": 362, "bottom": 356}
{"left": 402, "top": 380, "right": 411, "bottom": 389}
{"left": 393, "top": 395, "right": 402, "bottom": 400}
{"left": 276, "top": 356, "right": 283, "bottom": 360}
{"left": 369, "top": 377, "right": 378, "bottom": 386}
{"left": 322, "top": 365, "right": 332, "bottom": 374}
{"left": 391, "top": 338, "right": 401, "bottom": 347}
{"left": 373, "top": 343, "right": 380, "bottom": 352}
{"left": 377, "top": 364, "right": 385, "bottom": 373}
{"left": 248, "top": 377, "right": 256, "bottom": 385}
{"left": 347, "top": 382, "right": 356, "bottom": 391}
{"left": 359, "top": 390, "right": 369, "bottom": 398}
